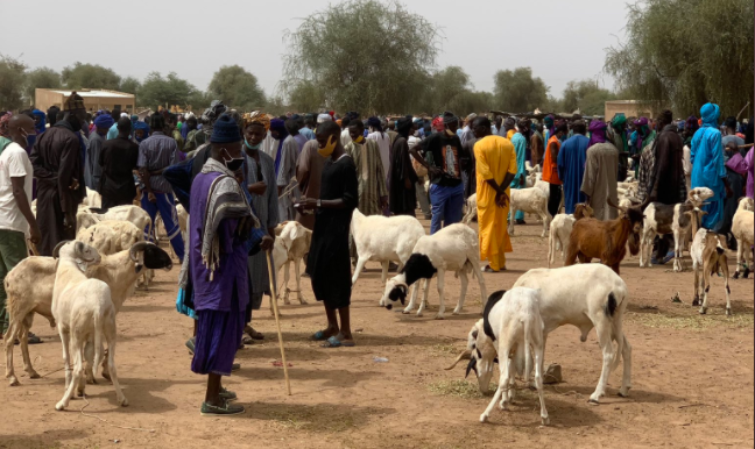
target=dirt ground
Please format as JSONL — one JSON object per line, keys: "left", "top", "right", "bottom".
{"left": 1, "top": 214, "right": 753, "bottom": 449}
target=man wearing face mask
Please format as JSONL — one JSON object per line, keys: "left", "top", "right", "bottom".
{"left": 297, "top": 120, "right": 358, "bottom": 348}
{"left": 189, "top": 113, "right": 271, "bottom": 415}
{"left": 138, "top": 113, "right": 184, "bottom": 261}
{"left": 0, "top": 114, "right": 42, "bottom": 337}
{"left": 410, "top": 112, "right": 469, "bottom": 234}
{"left": 29, "top": 92, "right": 87, "bottom": 256}
{"left": 84, "top": 113, "right": 114, "bottom": 191}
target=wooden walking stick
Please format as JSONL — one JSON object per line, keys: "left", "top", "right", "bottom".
{"left": 266, "top": 250, "right": 292, "bottom": 396}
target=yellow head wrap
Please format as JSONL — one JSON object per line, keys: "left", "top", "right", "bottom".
{"left": 242, "top": 111, "right": 271, "bottom": 131}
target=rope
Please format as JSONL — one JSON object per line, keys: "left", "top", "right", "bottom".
{"left": 278, "top": 178, "right": 299, "bottom": 200}
{"left": 79, "top": 395, "right": 155, "bottom": 433}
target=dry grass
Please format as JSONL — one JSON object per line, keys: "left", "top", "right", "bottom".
{"left": 626, "top": 312, "right": 754, "bottom": 330}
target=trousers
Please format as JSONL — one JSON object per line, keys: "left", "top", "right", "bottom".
{"left": 429, "top": 183, "right": 465, "bottom": 234}
{"left": 548, "top": 184, "right": 562, "bottom": 218}
{"left": 0, "top": 230, "right": 27, "bottom": 334}
{"left": 141, "top": 192, "right": 185, "bottom": 262}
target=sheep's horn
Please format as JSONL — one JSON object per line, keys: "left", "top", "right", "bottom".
{"left": 129, "top": 241, "right": 153, "bottom": 262}
{"left": 52, "top": 240, "right": 71, "bottom": 259}
{"left": 444, "top": 349, "right": 472, "bottom": 370}
{"left": 606, "top": 197, "right": 626, "bottom": 213}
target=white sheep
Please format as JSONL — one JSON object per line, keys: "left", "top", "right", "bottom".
{"left": 351, "top": 209, "right": 426, "bottom": 285}
{"left": 270, "top": 221, "right": 312, "bottom": 312}
{"left": 77, "top": 205, "right": 152, "bottom": 240}
{"left": 547, "top": 204, "right": 594, "bottom": 267}
{"left": 462, "top": 193, "right": 478, "bottom": 225}
{"left": 688, "top": 209, "right": 732, "bottom": 315}
{"left": 639, "top": 201, "right": 697, "bottom": 271}
{"left": 51, "top": 241, "right": 127, "bottom": 410}
{"left": 83, "top": 188, "right": 102, "bottom": 208}
{"left": 76, "top": 220, "right": 143, "bottom": 255}
{"left": 381, "top": 224, "right": 487, "bottom": 320}
{"left": 4, "top": 243, "right": 172, "bottom": 386}
{"left": 448, "top": 288, "right": 549, "bottom": 425}
{"left": 508, "top": 187, "right": 551, "bottom": 238}
{"left": 449, "top": 265, "right": 632, "bottom": 406}
{"left": 732, "top": 197, "right": 753, "bottom": 279}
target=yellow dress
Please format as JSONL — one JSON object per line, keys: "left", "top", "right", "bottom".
{"left": 506, "top": 129, "right": 516, "bottom": 140}
{"left": 474, "top": 135, "right": 517, "bottom": 271}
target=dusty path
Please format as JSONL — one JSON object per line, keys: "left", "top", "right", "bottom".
{"left": 1, "top": 215, "right": 753, "bottom": 449}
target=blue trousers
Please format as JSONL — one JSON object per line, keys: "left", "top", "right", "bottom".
{"left": 141, "top": 192, "right": 185, "bottom": 261}
{"left": 429, "top": 183, "right": 465, "bottom": 234}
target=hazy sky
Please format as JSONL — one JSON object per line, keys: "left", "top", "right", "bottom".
{"left": 3, "top": 0, "right": 629, "bottom": 99}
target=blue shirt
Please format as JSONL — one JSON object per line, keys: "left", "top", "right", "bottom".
{"left": 557, "top": 134, "right": 590, "bottom": 214}
{"left": 299, "top": 127, "right": 316, "bottom": 141}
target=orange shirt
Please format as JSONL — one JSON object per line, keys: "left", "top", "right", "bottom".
{"left": 542, "top": 135, "right": 562, "bottom": 185}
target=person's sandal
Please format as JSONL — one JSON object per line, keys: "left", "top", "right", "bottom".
{"left": 219, "top": 387, "right": 237, "bottom": 402}
{"left": 201, "top": 400, "right": 245, "bottom": 416}
{"left": 186, "top": 337, "right": 195, "bottom": 355}
{"left": 244, "top": 326, "right": 264, "bottom": 340}
{"left": 232, "top": 363, "right": 240, "bottom": 372}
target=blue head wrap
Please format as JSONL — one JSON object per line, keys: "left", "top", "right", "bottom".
{"left": 133, "top": 121, "right": 150, "bottom": 142}
{"left": 94, "top": 114, "right": 115, "bottom": 130}
{"left": 32, "top": 109, "right": 46, "bottom": 134}
{"left": 210, "top": 114, "right": 242, "bottom": 143}
{"left": 700, "top": 103, "right": 720, "bottom": 128}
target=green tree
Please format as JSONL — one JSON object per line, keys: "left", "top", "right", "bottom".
{"left": 493, "top": 67, "right": 548, "bottom": 112}
{"left": 287, "top": 80, "right": 326, "bottom": 112}
{"left": 0, "top": 54, "right": 26, "bottom": 111}
{"left": 24, "top": 67, "right": 61, "bottom": 106}
{"left": 282, "top": 0, "right": 439, "bottom": 114}
{"left": 208, "top": 65, "right": 266, "bottom": 111}
{"left": 138, "top": 72, "right": 197, "bottom": 109}
{"left": 119, "top": 77, "right": 141, "bottom": 95}
{"left": 61, "top": 62, "right": 121, "bottom": 90}
{"left": 605, "top": 0, "right": 753, "bottom": 117}
{"left": 561, "top": 79, "right": 616, "bottom": 115}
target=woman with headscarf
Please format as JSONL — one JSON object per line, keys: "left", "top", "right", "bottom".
{"left": 691, "top": 103, "right": 730, "bottom": 230}
{"left": 581, "top": 120, "right": 619, "bottom": 220}
{"left": 263, "top": 118, "right": 298, "bottom": 221}
{"left": 681, "top": 116, "right": 699, "bottom": 193}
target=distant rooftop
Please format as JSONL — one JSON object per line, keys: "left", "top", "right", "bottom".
{"left": 41, "top": 89, "right": 134, "bottom": 99}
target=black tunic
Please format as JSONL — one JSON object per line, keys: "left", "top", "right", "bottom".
{"left": 389, "top": 136, "right": 418, "bottom": 216}
{"left": 306, "top": 155, "right": 358, "bottom": 309}
{"left": 99, "top": 136, "right": 139, "bottom": 210}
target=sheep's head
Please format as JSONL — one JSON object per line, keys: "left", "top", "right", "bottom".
{"left": 608, "top": 198, "right": 646, "bottom": 234}
{"left": 129, "top": 242, "right": 173, "bottom": 273}
{"left": 381, "top": 274, "right": 408, "bottom": 310}
{"left": 53, "top": 241, "right": 101, "bottom": 271}
{"left": 738, "top": 196, "right": 754, "bottom": 212}
{"left": 445, "top": 320, "right": 497, "bottom": 393}
{"left": 573, "top": 203, "right": 594, "bottom": 220}
{"left": 688, "top": 187, "right": 714, "bottom": 207}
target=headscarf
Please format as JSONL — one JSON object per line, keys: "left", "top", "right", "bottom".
{"left": 317, "top": 113, "right": 332, "bottom": 124}
{"left": 431, "top": 116, "right": 444, "bottom": 133}
{"left": 685, "top": 115, "right": 699, "bottom": 133}
{"left": 587, "top": 119, "right": 608, "bottom": 147}
{"left": 610, "top": 113, "right": 629, "bottom": 153}
{"left": 133, "top": 120, "right": 150, "bottom": 142}
{"left": 63, "top": 91, "right": 85, "bottom": 113}
{"left": 31, "top": 109, "right": 46, "bottom": 135}
{"left": 700, "top": 103, "right": 720, "bottom": 128}
{"left": 0, "top": 112, "right": 12, "bottom": 138}
{"left": 242, "top": 111, "right": 270, "bottom": 131}
{"left": 270, "top": 118, "right": 289, "bottom": 176}
{"left": 442, "top": 112, "right": 458, "bottom": 126}
{"left": 93, "top": 114, "right": 115, "bottom": 130}
{"left": 544, "top": 114, "right": 555, "bottom": 138}
{"left": 632, "top": 117, "right": 650, "bottom": 153}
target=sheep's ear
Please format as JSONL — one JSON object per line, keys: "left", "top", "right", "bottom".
{"left": 471, "top": 329, "right": 479, "bottom": 339}
{"left": 134, "top": 264, "right": 144, "bottom": 274}
{"left": 74, "top": 242, "right": 87, "bottom": 257}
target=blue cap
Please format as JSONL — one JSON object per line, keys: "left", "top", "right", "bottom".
{"left": 210, "top": 114, "right": 241, "bottom": 143}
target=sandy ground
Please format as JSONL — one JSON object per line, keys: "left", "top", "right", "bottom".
{"left": 1, "top": 214, "right": 753, "bottom": 449}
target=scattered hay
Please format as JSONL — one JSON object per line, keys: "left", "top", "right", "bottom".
{"left": 428, "top": 380, "right": 491, "bottom": 399}
{"left": 626, "top": 312, "right": 754, "bottom": 330}
{"left": 264, "top": 407, "right": 356, "bottom": 433}
{"left": 432, "top": 343, "right": 459, "bottom": 356}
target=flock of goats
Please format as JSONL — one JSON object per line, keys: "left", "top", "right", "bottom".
{"left": 3, "top": 162, "right": 754, "bottom": 425}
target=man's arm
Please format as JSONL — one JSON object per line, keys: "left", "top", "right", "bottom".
{"left": 11, "top": 176, "right": 40, "bottom": 243}
{"left": 137, "top": 142, "right": 156, "bottom": 200}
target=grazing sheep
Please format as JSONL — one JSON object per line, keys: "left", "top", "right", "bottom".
{"left": 51, "top": 241, "right": 127, "bottom": 410}
{"left": 547, "top": 203, "right": 594, "bottom": 267}
{"left": 270, "top": 221, "right": 313, "bottom": 311}
{"left": 76, "top": 220, "right": 143, "bottom": 255}
{"left": 381, "top": 224, "right": 487, "bottom": 319}
{"left": 732, "top": 197, "right": 754, "bottom": 279}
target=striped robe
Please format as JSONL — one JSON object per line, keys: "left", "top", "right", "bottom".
{"left": 345, "top": 139, "right": 388, "bottom": 216}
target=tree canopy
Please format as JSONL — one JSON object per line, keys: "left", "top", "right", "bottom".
{"left": 119, "top": 76, "right": 141, "bottom": 95}
{"left": 605, "top": 0, "right": 753, "bottom": 117}
{"left": 208, "top": 65, "right": 266, "bottom": 111}
{"left": 561, "top": 79, "right": 616, "bottom": 115}
{"left": 138, "top": 72, "right": 197, "bottom": 109}
{"left": 61, "top": 62, "right": 121, "bottom": 90}
{"left": 282, "top": 0, "right": 440, "bottom": 115}
{"left": 0, "top": 55, "right": 26, "bottom": 111}
{"left": 24, "top": 67, "right": 61, "bottom": 105}
{"left": 287, "top": 80, "right": 326, "bottom": 113}
{"left": 493, "top": 67, "right": 549, "bottom": 112}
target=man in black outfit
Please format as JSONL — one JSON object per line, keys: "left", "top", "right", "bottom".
{"left": 99, "top": 117, "right": 139, "bottom": 210}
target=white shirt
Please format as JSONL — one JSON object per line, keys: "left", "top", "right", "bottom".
{"left": 0, "top": 142, "right": 33, "bottom": 235}
{"left": 367, "top": 131, "right": 391, "bottom": 180}
{"left": 340, "top": 128, "right": 352, "bottom": 147}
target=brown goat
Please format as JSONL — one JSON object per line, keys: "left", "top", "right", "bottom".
{"left": 565, "top": 199, "right": 645, "bottom": 274}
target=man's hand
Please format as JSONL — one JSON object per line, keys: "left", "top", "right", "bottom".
{"left": 260, "top": 235, "right": 274, "bottom": 252}
{"left": 63, "top": 212, "right": 75, "bottom": 229}
{"left": 248, "top": 181, "right": 267, "bottom": 195}
{"left": 428, "top": 166, "right": 443, "bottom": 178}
{"left": 496, "top": 191, "right": 509, "bottom": 208}
{"left": 69, "top": 178, "right": 79, "bottom": 190}
{"left": 28, "top": 224, "right": 41, "bottom": 245}
{"left": 148, "top": 192, "right": 157, "bottom": 203}
{"left": 296, "top": 198, "right": 318, "bottom": 212}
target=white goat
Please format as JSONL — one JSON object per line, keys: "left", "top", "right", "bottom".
{"left": 51, "top": 241, "right": 127, "bottom": 410}
{"left": 4, "top": 243, "right": 172, "bottom": 386}
{"left": 450, "top": 288, "right": 549, "bottom": 425}
{"left": 508, "top": 187, "right": 551, "bottom": 238}
{"left": 732, "top": 197, "right": 754, "bottom": 279}
{"left": 462, "top": 193, "right": 478, "bottom": 225}
{"left": 270, "top": 221, "right": 312, "bottom": 312}
{"left": 689, "top": 209, "right": 732, "bottom": 315}
{"left": 547, "top": 203, "right": 594, "bottom": 267}
{"left": 463, "top": 179, "right": 548, "bottom": 226}
{"left": 508, "top": 264, "right": 631, "bottom": 404}
{"left": 639, "top": 202, "right": 696, "bottom": 271}
{"left": 351, "top": 209, "right": 426, "bottom": 285}
{"left": 381, "top": 224, "right": 487, "bottom": 319}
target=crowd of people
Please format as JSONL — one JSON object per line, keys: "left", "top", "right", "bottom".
{"left": 0, "top": 92, "right": 752, "bottom": 415}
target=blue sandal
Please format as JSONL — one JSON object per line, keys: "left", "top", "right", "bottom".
{"left": 320, "top": 336, "right": 355, "bottom": 348}
{"left": 310, "top": 330, "right": 329, "bottom": 341}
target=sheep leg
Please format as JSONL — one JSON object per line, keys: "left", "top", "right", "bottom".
{"left": 618, "top": 334, "right": 633, "bottom": 397}
{"left": 692, "top": 261, "right": 701, "bottom": 306}
{"left": 416, "top": 278, "right": 431, "bottom": 317}
{"left": 471, "top": 260, "right": 487, "bottom": 311}
{"left": 722, "top": 257, "right": 732, "bottom": 316}
{"left": 453, "top": 270, "right": 468, "bottom": 315}
{"left": 294, "top": 258, "right": 307, "bottom": 304}
{"left": 402, "top": 281, "right": 421, "bottom": 314}
{"left": 5, "top": 321, "right": 19, "bottom": 386}
{"left": 84, "top": 341, "right": 96, "bottom": 387}
{"left": 588, "top": 321, "right": 615, "bottom": 404}
{"left": 540, "top": 210, "right": 550, "bottom": 238}
{"left": 351, "top": 256, "right": 368, "bottom": 285}
{"left": 56, "top": 334, "right": 81, "bottom": 411}
{"left": 673, "top": 230, "right": 683, "bottom": 272}
{"left": 435, "top": 270, "right": 446, "bottom": 320}
{"left": 380, "top": 261, "right": 389, "bottom": 285}
{"left": 16, "top": 323, "right": 37, "bottom": 383}
{"left": 105, "top": 333, "right": 128, "bottom": 407}
{"left": 282, "top": 261, "right": 291, "bottom": 305}
{"left": 508, "top": 208, "right": 516, "bottom": 235}
{"left": 533, "top": 345, "right": 549, "bottom": 426}
{"left": 735, "top": 243, "right": 743, "bottom": 278}
{"left": 480, "top": 345, "right": 511, "bottom": 423}
{"left": 699, "top": 266, "right": 711, "bottom": 315}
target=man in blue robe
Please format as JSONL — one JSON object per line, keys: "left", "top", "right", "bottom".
{"left": 557, "top": 120, "right": 590, "bottom": 214}
{"left": 691, "top": 103, "right": 730, "bottom": 230}
{"left": 509, "top": 118, "right": 528, "bottom": 223}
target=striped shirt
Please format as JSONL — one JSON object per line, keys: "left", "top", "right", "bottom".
{"left": 137, "top": 132, "right": 178, "bottom": 194}
{"left": 345, "top": 140, "right": 387, "bottom": 216}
